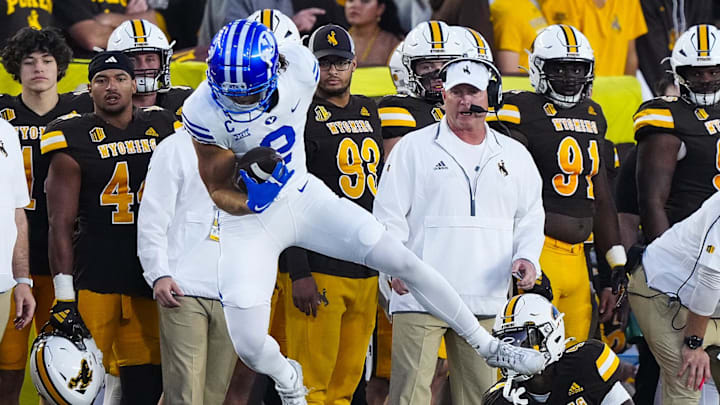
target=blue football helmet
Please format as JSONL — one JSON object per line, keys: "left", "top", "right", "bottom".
{"left": 206, "top": 20, "right": 280, "bottom": 121}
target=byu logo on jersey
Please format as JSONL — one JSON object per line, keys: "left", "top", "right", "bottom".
{"left": 265, "top": 116, "right": 278, "bottom": 125}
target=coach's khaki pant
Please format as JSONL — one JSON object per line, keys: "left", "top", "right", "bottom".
{"left": 628, "top": 266, "right": 720, "bottom": 405}
{"left": 389, "top": 312, "right": 496, "bottom": 405}
{"left": 0, "top": 290, "right": 10, "bottom": 343}
{"left": 158, "top": 296, "right": 237, "bottom": 405}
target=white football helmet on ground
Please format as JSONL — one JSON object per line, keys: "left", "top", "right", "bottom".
{"left": 389, "top": 41, "right": 410, "bottom": 95}
{"left": 452, "top": 26, "right": 493, "bottom": 63}
{"left": 670, "top": 24, "right": 720, "bottom": 106}
{"left": 107, "top": 19, "right": 174, "bottom": 93}
{"left": 30, "top": 326, "right": 105, "bottom": 405}
{"left": 248, "top": 9, "right": 301, "bottom": 45}
{"left": 493, "top": 293, "right": 567, "bottom": 381}
{"left": 402, "top": 20, "right": 465, "bottom": 101}
{"left": 528, "top": 24, "right": 594, "bottom": 108}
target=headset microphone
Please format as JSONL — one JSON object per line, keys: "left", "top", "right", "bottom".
{"left": 469, "top": 104, "right": 488, "bottom": 114}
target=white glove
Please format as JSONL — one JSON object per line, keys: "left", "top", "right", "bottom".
{"left": 502, "top": 381, "right": 528, "bottom": 405}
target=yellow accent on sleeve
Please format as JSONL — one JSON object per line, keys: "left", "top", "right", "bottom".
{"left": 40, "top": 130, "right": 68, "bottom": 154}
{"left": 493, "top": 104, "right": 521, "bottom": 124}
{"left": 595, "top": 344, "right": 620, "bottom": 381}
{"left": 632, "top": 108, "right": 674, "bottom": 132}
{"left": 378, "top": 107, "right": 416, "bottom": 127}
{"left": 173, "top": 121, "right": 183, "bottom": 130}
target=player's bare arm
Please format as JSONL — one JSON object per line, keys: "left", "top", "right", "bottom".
{"left": 637, "top": 133, "right": 681, "bottom": 241}
{"left": 46, "top": 152, "right": 81, "bottom": 277}
{"left": 192, "top": 139, "right": 252, "bottom": 216}
{"left": 592, "top": 165, "right": 623, "bottom": 260}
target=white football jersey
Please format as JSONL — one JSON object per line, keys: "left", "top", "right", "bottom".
{"left": 183, "top": 43, "right": 319, "bottom": 185}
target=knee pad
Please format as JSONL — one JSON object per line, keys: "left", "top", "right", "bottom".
{"left": 356, "top": 215, "right": 384, "bottom": 249}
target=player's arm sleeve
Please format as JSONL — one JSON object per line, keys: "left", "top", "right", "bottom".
{"left": 486, "top": 102, "right": 522, "bottom": 132}
{"left": 280, "top": 247, "right": 313, "bottom": 281}
{"left": 633, "top": 100, "right": 676, "bottom": 141}
{"left": 6, "top": 127, "right": 30, "bottom": 208}
{"left": 688, "top": 197, "right": 720, "bottom": 316}
{"left": 137, "top": 138, "right": 183, "bottom": 288}
{"left": 182, "top": 105, "right": 226, "bottom": 148}
{"left": 512, "top": 146, "right": 545, "bottom": 276}
{"left": 377, "top": 100, "right": 418, "bottom": 139}
{"left": 600, "top": 381, "right": 633, "bottom": 405}
{"left": 373, "top": 137, "right": 415, "bottom": 244}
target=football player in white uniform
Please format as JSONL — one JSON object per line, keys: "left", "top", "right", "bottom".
{"left": 182, "top": 20, "right": 545, "bottom": 404}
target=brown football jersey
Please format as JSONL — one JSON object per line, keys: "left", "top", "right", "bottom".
{"left": 41, "top": 107, "right": 181, "bottom": 296}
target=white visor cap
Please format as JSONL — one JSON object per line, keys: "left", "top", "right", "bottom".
{"left": 442, "top": 59, "right": 490, "bottom": 91}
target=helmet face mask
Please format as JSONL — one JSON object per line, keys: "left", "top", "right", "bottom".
{"left": 675, "top": 65, "right": 720, "bottom": 105}
{"left": 493, "top": 294, "right": 566, "bottom": 381}
{"left": 670, "top": 25, "right": 720, "bottom": 106}
{"left": 529, "top": 25, "right": 594, "bottom": 108}
{"left": 107, "top": 19, "right": 173, "bottom": 94}
{"left": 206, "top": 20, "right": 280, "bottom": 122}
{"left": 413, "top": 59, "right": 449, "bottom": 101}
{"left": 402, "top": 21, "right": 465, "bottom": 102}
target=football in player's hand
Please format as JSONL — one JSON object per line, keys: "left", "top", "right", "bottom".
{"left": 233, "top": 146, "right": 284, "bottom": 193}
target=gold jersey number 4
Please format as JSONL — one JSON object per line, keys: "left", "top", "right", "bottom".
{"left": 101, "top": 161, "right": 144, "bottom": 224}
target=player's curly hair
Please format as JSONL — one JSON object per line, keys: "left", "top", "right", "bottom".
{"left": 1, "top": 27, "right": 73, "bottom": 83}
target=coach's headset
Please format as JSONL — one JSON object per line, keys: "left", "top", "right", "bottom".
{"left": 438, "top": 57, "right": 504, "bottom": 110}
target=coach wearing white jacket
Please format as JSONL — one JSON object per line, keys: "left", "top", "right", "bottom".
{"left": 374, "top": 58, "right": 545, "bottom": 405}
{"left": 138, "top": 129, "right": 236, "bottom": 405}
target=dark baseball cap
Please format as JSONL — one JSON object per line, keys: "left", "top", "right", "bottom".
{"left": 309, "top": 24, "right": 355, "bottom": 60}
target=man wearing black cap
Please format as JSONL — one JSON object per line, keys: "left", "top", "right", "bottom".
{"left": 41, "top": 51, "right": 181, "bottom": 404}
{"left": 278, "top": 24, "right": 383, "bottom": 404}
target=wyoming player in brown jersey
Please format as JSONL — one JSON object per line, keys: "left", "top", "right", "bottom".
{"left": 0, "top": 27, "right": 94, "bottom": 404}
{"left": 635, "top": 24, "right": 720, "bottom": 242}
{"left": 482, "top": 294, "right": 632, "bottom": 405}
{"left": 489, "top": 25, "right": 626, "bottom": 344}
{"left": 42, "top": 52, "right": 180, "bottom": 404}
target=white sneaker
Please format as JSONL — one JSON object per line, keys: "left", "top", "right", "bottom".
{"left": 276, "top": 359, "right": 308, "bottom": 405}
{"left": 485, "top": 340, "right": 546, "bottom": 375}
